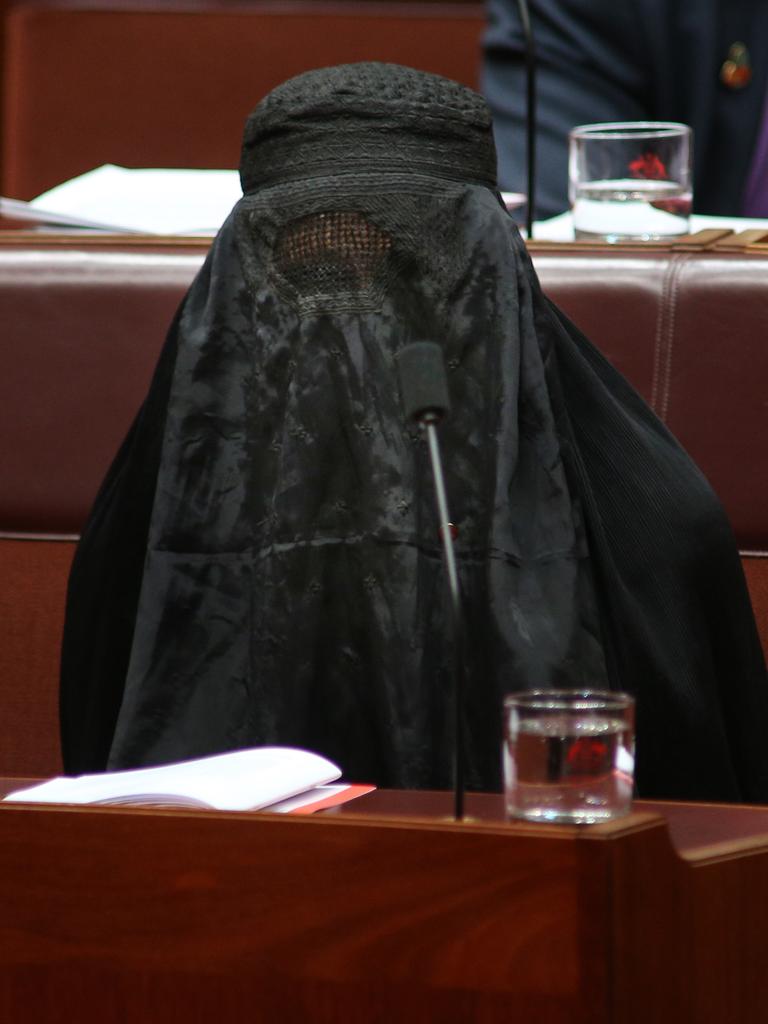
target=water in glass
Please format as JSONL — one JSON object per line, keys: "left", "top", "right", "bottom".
{"left": 572, "top": 178, "right": 692, "bottom": 241}
{"left": 504, "top": 713, "right": 634, "bottom": 823}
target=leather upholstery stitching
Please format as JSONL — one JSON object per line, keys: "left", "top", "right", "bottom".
{"left": 650, "top": 253, "right": 687, "bottom": 420}
{"left": 658, "top": 254, "right": 687, "bottom": 421}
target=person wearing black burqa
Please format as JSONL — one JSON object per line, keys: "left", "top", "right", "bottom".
{"left": 60, "top": 63, "right": 768, "bottom": 803}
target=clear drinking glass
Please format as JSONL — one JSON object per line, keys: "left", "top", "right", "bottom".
{"left": 568, "top": 122, "right": 693, "bottom": 242}
{"left": 503, "top": 690, "right": 635, "bottom": 824}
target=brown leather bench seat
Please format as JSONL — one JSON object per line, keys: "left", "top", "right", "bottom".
{"left": 1, "top": 237, "right": 208, "bottom": 775}
{"left": 2, "top": 234, "right": 766, "bottom": 775}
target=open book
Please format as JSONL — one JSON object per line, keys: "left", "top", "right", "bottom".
{"left": 3, "top": 747, "right": 373, "bottom": 813}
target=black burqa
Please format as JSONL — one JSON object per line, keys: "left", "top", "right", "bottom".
{"left": 60, "top": 63, "right": 768, "bottom": 802}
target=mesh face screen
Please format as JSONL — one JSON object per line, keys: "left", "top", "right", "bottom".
{"left": 273, "top": 211, "right": 393, "bottom": 310}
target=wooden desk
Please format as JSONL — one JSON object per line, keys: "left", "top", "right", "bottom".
{"left": 2, "top": 780, "right": 767, "bottom": 1022}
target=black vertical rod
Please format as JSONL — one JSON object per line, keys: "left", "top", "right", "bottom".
{"left": 424, "top": 417, "right": 465, "bottom": 821}
{"left": 395, "top": 341, "right": 466, "bottom": 821}
{"left": 515, "top": 0, "right": 537, "bottom": 238}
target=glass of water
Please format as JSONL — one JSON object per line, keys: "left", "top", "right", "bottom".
{"left": 569, "top": 122, "right": 693, "bottom": 242}
{"left": 503, "top": 690, "right": 635, "bottom": 824}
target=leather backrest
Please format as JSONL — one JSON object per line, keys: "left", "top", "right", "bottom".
{"left": 533, "top": 248, "right": 768, "bottom": 552}
{"left": 2, "top": 239, "right": 766, "bottom": 552}
{"left": 0, "top": 241, "right": 203, "bottom": 534}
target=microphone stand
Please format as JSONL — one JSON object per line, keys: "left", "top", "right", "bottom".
{"left": 515, "top": 0, "right": 537, "bottom": 239}
{"left": 422, "top": 413, "right": 466, "bottom": 821}
{"left": 395, "top": 341, "right": 466, "bottom": 821}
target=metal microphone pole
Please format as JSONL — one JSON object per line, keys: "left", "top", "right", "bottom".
{"left": 395, "top": 341, "right": 466, "bottom": 821}
{"left": 515, "top": 0, "right": 537, "bottom": 239}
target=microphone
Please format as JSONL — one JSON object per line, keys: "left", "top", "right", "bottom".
{"left": 395, "top": 341, "right": 467, "bottom": 821}
{"left": 515, "top": 0, "right": 537, "bottom": 238}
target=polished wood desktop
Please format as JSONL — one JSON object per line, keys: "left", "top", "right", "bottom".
{"left": 2, "top": 779, "right": 767, "bottom": 1023}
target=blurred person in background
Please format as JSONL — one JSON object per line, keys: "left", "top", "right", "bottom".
{"left": 483, "top": 0, "right": 768, "bottom": 219}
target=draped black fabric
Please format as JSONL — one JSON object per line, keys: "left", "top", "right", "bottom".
{"left": 60, "top": 63, "right": 768, "bottom": 801}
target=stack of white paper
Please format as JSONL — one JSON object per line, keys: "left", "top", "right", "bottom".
{"left": 1, "top": 164, "right": 242, "bottom": 234}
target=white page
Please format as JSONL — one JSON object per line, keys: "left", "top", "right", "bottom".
{"left": 21, "top": 164, "right": 242, "bottom": 234}
{"left": 0, "top": 195, "right": 135, "bottom": 231}
{"left": 3, "top": 747, "right": 341, "bottom": 811}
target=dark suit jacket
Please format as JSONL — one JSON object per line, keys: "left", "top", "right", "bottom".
{"left": 482, "top": 0, "right": 768, "bottom": 218}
